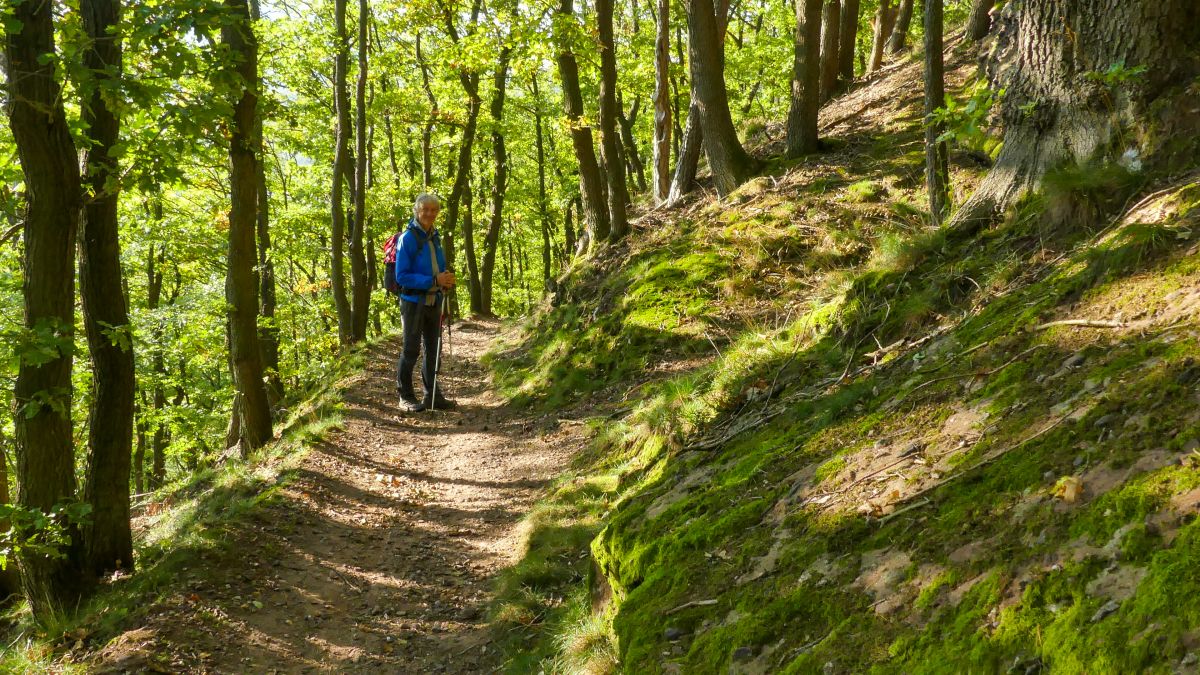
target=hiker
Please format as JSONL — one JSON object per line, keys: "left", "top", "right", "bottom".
{"left": 394, "top": 193, "right": 457, "bottom": 412}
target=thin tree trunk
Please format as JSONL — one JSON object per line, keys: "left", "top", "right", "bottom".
{"left": 652, "top": 0, "right": 672, "bottom": 203}
{"left": 886, "top": 0, "right": 914, "bottom": 54}
{"left": 349, "top": 0, "right": 371, "bottom": 342}
{"left": 330, "top": 0, "right": 353, "bottom": 344}
{"left": 532, "top": 75, "right": 553, "bottom": 282}
{"left": 923, "top": 0, "right": 949, "bottom": 226}
{"left": 480, "top": 48, "right": 512, "bottom": 316}
{"left": 688, "top": 0, "right": 759, "bottom": 195}
{"left": 836, "top": 0, "right": 860, "bottom": 88}
{"left": 966, "top": 0, "right": 995, "bottom": 42}
{"left": 617, "top": 96, "right": 648, "bottom": 193}
{"left": 4, "top": 0, "right": 92, "bottom": 617}
{"left": 0, "top": 445, "right": 19, "bottom": 599}
{"left": 868, "top": 0, "right": 895, "bottom": 73}
{"left": 787, "top": 0, "right": 823, "bottom": 156}
{"left": 79, "top": 0, "right": 135, "bottom": 579}
{"left": 819, "top": 0, "right": 841, "bottom": 102}
{"left": 416, "top": 32, "right": 438, "bottom": 186}
{"left": 462, "top": 179, "right": 482, "bottom": 313}
{"left": 555, "top": 0, "right": 610, "bottom": 250}
{"left": 222, "top": 0, "right": 273, "bottom": 452}
{"left": 565, "top": 196, "right": 578, "bottom": 256}
{"left": 597, "top": 0, "right": 631, "bottom": 241}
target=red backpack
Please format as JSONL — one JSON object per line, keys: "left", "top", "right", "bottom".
{"left": 382, "top": 232, "right": 401, "bottom": 295}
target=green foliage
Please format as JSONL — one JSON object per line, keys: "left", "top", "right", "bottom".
{"left": 0, "top": 501, "right": 92, "bottom": 571}
{"left": 931, "top": 81, "right": 1004, "bottom": 154}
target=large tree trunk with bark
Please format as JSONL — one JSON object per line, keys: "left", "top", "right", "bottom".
{"left": 349, "top": 0, "right": 371, "bottom": 342}
{"left": 555, "top": 0, "right": 610, "bottom": 249}
{"left": 836, "top": 0, "right": 861, "bottom": 89}
{"left": 667, "top": 107, "right": 703, "bottom": 204}
{"left": 250, "top": 0, "right": 281, "bottom": 404}
{"left": 952, "top": 0, "right": 1200, "bottom": 230}
{"left": 652, "top": 0, "right": 672, "bottom": 204}
{"left": 330, "top": 0, "right": 353, "bottom": 344}
{"left": 4, "top": 0, "right": 93, "bottom": 617}
{"left": 885, "top": 0, "right": 914, "bottom": 55}
{"left": 687, "top": 0, "right": 760, "bottom": 195}
{"left": 222, "top": 0, "right": 273, "bottom": 452}
{"left": 966, "top": 0, "right": 995, "bottom": 42}
{"left": 597, "top": 0, "right": 631, "bottom": 241}
{"left": 923, "top": 0, "right": 949, "bottom": 226}
{"left": 480, "top": 48, "right": 511, "bottom": 316}
{"left": 787, "top": 0, "right": 823, "bottom": 156}
{"left": 79, "top": 0, "right": 135, "bottom": 579}
{"left": 819, "top": 0, "right": 841, "bottom": 102}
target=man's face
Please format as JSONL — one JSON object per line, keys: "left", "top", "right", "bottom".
{"left": 416, "top": 202, "right": 441, "bottom": 231}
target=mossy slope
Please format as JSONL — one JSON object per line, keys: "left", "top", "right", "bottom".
{"left": 489, "top": 51, "right": 1200, "bottom": 674}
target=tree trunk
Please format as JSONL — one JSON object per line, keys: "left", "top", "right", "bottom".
{"left": 416, "top": 33, "right": 437, "bottom": 187}
{"left": 787, "top": 0, "right": 823, "bottom": 157}
{"left": 79, "top": 0, "right": 135, "bottom": 579}
{"left": 868, "top": 0, "right": 895, "bottom": 73}
{"left": 952, "top": 0, "right": 1199, "bottom": 229}
{"left": 617, "top": 96, "right": 648, "bottom": 193}
{"left": 480, "top": 48, "right": 512, "bottom": 316}
{"left": 565, "top": 196, "right": 579, "bottom": 256}
{"left": 222, "top": 0, "right": 273, "bottom": 452}
{"left": 597, "top": 0, "right": 631, "bottom": 242}
{"left": 836, "top": 0, "right": 860, "bottom": 89}
{"left": 667, "top": 106, "right": 703, "bottom": 204}
{"left": 687, "top": 0, "right": 759, "bottom": 195}
{"left": 0, "top": 445, "right": 20, "bottom": 600}
{"left": 462, "top": 179, "right": 483, "bottom": 313}
{"left": 532, "top": 75, "right": 553, "bottom": 282}
{"left": 330, "top": 0, "right": 353, "bottom": 344}
{"left": 886, "top": 0, "right": 915, "bottom": 55}
{"left": 555, "top": 0, "right": 610, "bottom": 250}
{"left": 965, "top": 0, "right": 995, "bottom": 41}
{"left": 249, "top": 0, "right": 281, "bottom": 405}
{"left": 4, "top": 0, "right": 92, "bottom": 617}
{"left": 819, "top": 0, "right": 841, "bottom": 102}
{"left": 349, "top": 0, "right": 370, "bottom": 343}
{"left": 923, "top": 0, "right": 950, "bottom": 226}
{"left": 652, "top": 0, "right": 672, "bottom": 204}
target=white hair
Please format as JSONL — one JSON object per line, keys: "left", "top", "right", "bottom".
{"left": 413, "top": 193, "right": 442, "bottom": 215}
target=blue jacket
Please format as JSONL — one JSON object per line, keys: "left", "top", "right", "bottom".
{"left": 394, "top": 217, "right": 448, "bottom": 304}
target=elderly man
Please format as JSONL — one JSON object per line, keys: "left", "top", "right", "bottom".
{"left": 394, "top": 193, "right": 457, "bottom": 412}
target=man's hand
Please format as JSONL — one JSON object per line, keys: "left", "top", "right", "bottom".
{"left": 436, "top": 271, "right": 456, "bottom": 289}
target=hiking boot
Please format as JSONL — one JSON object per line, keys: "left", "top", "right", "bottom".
{"left": 422, "top": 392, "right": 457, "bottom": 410}
{"left": 399, "top": 392, "right": 426, "bottom": 413}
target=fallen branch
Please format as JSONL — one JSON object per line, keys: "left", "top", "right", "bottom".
{"left": 1035, "top": 319, "right": 1127, "bottom": 330}
{"left": 664, "top": 598, "right": 718, "bottom": 616}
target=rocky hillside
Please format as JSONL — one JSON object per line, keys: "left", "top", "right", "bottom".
{"left": 487, "top": 38, "right": 1200, "bottom": 674}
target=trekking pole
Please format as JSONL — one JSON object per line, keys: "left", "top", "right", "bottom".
{"left": 430, "top": 290, "right": 448, "bottom": 411}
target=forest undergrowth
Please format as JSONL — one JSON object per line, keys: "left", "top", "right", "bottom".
{"left": 487, "top": 39, "right": 1200, "bottom": 674}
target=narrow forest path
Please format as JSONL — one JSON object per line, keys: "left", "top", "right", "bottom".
{"left": 98, "top": 321, "right": 581, "bottom": 674}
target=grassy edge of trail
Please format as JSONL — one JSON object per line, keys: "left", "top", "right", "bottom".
{"left": 0, "top": 339, "right": 380, "bottom": 673}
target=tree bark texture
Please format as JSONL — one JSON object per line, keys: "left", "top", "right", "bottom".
{"left": 868, "top": 0, "right": 895, "bottom": 73}
{"left": 348, "top": 0, "right": 370, "bottom": 343}
{"left": 480, "top": 48, "right": 511, "bottom": 316}
{"left": 687, "top": 0, "right": 759, "bottom": 195}
{"left": 667, "top": 106, "right": 703, "bottom": 204}
{"left": 555, "top": 0, "right": 610, "bottom": 249}
{"left": 597, "top": 0, "right": 631, "bottom": 241}
{"left": 79, "top": 0, "right": 135, "bottom": 579}
{"left": 532, "top": 75, "right": 553, "bottom": 281}
{"left": 836, "top": 0, "right": 860, "bottom": 89}
{"left": 923, "top": 0, "right": 950, "bottom": 226}
{"left": 222, "top": 0, "right": 273, "bottom": 452}
{"left": 463, "top": 180, "right": 482, "bottom": 313}
{"left": 966, "top": 0, "right": 995, "bottom": 42}
{"left": 819, "top": 0, "right": 841, "bottom": 102}
{"left": 330, "top": 0, "right": 353, "bottom": 344}
{"left": 952, "top": 0, "right": 1200, "bottom": 229}
{"left": 4, "top": 0, "right": 92, "bottom": 616}
{"left": 787, "top": 0, "right": 823, "bottom": 157}
{"left": 886, "top": 0, "right": 915, "bottom": 55}
{"left": 249, "top": 0, "right": 281, "bottom": 405}
{"left": 652, "top": 0, "right": 672, "bottom": 203}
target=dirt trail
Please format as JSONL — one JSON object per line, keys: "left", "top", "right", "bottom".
{"left": 98, "top": 320, "right": 580, "bottom": 674}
